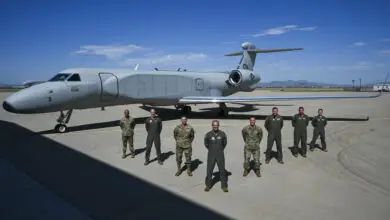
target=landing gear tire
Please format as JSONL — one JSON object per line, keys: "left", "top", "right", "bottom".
{"left": 182, "top": 106, "right": 192, "bottom": 114}
{"left": 55, "top": 124, "right": 67, "bottom": 133}
{"left": 218, "top": 103, "right": 229, "bottom": 117}
{"left": 55, "top": 109, "right": 73, "bottom": 133}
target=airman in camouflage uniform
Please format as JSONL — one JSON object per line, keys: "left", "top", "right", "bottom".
{"left": 264, "top": 107, "right": 284, "bottom": 164}
{"left": 173, "top": 116, "right": 195, "bottom": 176}
{"left": 291, "top": 106, "right": 309, "bottom": 157}
{"left": 144, "top": 108, "right": 163, "bottom": 165}
{"left": 309, "top": 108, "right": 328, "bottom": 152}
{"left": 204, "top": 120, "right": 228, "bottom": 193}
{"left": 119, "top": 109, "right": 136, "bottom": 158}
{"left": 241, "top": 117, "right": 263, "bottom": 177}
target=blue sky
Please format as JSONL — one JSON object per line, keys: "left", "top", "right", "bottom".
{"left": 1, "top": 0, "right": 390, "bottom": 84}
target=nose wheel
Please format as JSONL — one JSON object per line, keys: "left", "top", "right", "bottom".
{"left": 54, "top": 110, "right": 73, "bottom": 133}
{"left": 55, "top": 124, "right": 68, "bottom": 133}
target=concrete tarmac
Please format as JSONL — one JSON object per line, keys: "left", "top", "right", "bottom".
{"left": 1, "top": 91, "right": 390, "bottom": 220}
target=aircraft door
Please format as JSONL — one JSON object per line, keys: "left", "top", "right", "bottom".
{"left": 195, "top": 78, "right": 204, "bottom": 91}
{"left": 98, "top": 72, "right": 119, "bottom": 101}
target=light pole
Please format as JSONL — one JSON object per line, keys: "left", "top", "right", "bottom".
{"left": 352, "top": 79, "right": 355, "bottom": 88}
{"left": 359, "top": 78, "right": 362, "bottom": 91}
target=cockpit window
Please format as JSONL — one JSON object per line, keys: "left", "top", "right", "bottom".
{"left": 67, "top": 73, "right": 81, "bottom": 81}
{"left": 48, "top": 73, "right": 70, "bottom": 82}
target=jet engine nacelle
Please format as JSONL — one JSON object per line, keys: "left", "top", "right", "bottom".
{"left": 227, "top": 69, "right": 257, "bottom": 87}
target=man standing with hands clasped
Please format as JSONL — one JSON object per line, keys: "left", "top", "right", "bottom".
{"left": 173, "top": 116, "right": 195, "bottom": 176}
{"left": 241, "top": 117, "right": 263, "bottom": 177}
{"left": 291, "top": 106, "right": 309, "bottom": 157}
{"left": 119, "top": 109, "right": 136, "bottom": 159}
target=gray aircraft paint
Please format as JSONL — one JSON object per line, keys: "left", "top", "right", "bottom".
{"left": 3, "top": 42, "right": 381, "bottom": 115}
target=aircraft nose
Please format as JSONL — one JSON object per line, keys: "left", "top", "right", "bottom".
{"left": 3, "top": 101, "right": 16, "bottom": 113}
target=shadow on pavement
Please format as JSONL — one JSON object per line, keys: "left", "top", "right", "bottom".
{"left": 0, "top": 120, "right": 232, "bottom": 220}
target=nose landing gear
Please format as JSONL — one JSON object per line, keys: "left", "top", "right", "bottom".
{"left": 54, "top": 109, "right": 73, "bottom": 133}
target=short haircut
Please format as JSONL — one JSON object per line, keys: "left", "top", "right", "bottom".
{"left": 272, "top": 107, "right": 278, "bottom": 111}
{"left": 299, "top": 106, "right": 304, "bottom": 110}
{"left": 318, "top": 108, "right": 323, "bottom": 112}
{"left": 212, "top": 120, "right": 219, "bottom": 125}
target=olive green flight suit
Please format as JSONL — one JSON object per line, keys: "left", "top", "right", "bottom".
{"left": 264, "top": 115, "right": 284, "bottom": 162}
{"left": 173, "top": 124, "right": 195, "bottom": 176}
{"left": 241, "top": 125, "right": 263, "bottom": 173}
{"left": 310, "top": 115, "right": 327, "bottom": 151}
{"left": 119, "top": 116, "right": 136, "bottom": 158}
{"left": 145, "top": 116, "right": 163, "bottom": 163}
{"left": 291, "top": 113, "right": 309, "bottom": 156}
{"left": 204, "top": 130, "right": 228, "bottom": 190}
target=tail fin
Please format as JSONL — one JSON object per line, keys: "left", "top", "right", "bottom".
{"left": 224, "top": 42, "right": 303, "bottom": 70}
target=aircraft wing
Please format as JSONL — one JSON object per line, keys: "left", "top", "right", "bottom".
{"left": 178, "top": 93, "right": 381, "bottom": 104}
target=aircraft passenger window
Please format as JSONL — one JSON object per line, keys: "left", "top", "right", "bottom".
{"left": 48, "top": 73, "right": 70, "bottom": 82}
{"left": 67, "top": 74, "right": 81, "bottom": 81}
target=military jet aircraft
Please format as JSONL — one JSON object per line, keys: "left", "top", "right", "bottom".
{"left": 2, "top": 42, "right": 380, "bottom": 133}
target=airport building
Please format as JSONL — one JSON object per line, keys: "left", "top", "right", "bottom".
{"left": 373, "top": 84, "right": 390, "bottom": 92}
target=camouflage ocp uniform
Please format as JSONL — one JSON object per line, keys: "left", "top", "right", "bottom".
{"left": 173, "top": 124, "right": 195, "bottom": 176}
{"left": 241, "top": 125, "right": 263, "bottom": 177}
{"left": 291, "top": 113, "right": 309, "bottom": 156}
{"left": 309, "top": 115, "right": 328, "bottom": 151}
{"left": 119, "top": 116, "right": 136, "bottom": 158}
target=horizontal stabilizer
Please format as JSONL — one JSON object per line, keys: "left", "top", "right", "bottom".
{"left": 225, "top": 48, "right": 303, "bottom": 56}
{"left": 179, "top": 93, "right": 381, "bottom": 104}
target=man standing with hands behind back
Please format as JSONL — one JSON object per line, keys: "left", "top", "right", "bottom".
{"left": 264, "top": 107, "right": 284, "bottom": 164}
{"left": 119, "top": 109, "right": 136, "bottom": 159}
{"left": 291, "top": 106, "right": 309, "bottom": 157}
{"left": 144, "top": 108, "right": 163, "bottom": 165}
{"left": 309, "top": 108, "right": 328, "bottom": 152}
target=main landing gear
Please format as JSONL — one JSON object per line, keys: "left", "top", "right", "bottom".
{"left": 175, "top": 104, "right": 192, "bottom": 114}
{"left": 54, "top": 110, "right": 73, "bottom": 133}
{"left": 218, "top": 103, "right": 229, "bottom": 117}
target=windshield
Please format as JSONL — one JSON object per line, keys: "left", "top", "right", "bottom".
{"left": 48, "top": 73, "right": 71, "bottom": 82}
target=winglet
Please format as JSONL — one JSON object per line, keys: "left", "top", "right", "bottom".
{"left": 134, "top": 64, "right": 139, "bottom": 71}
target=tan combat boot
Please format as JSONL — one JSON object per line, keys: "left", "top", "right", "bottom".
{"left": 122, "top": 151, "right": 126, "bottom": 159}
{"left": 255, "top": 169, "right": 261, "bottom": 177}
{"left": 222, "top": 187, "right": 229, "bottom": 192}
{"left": 243, "top": 169, "right": 249, "bottom": 177}
{"left": 187, "top": 167, "right": 192, "bottom": 176}
{"left": 175, "top": 164, "right": 182, "bottom": 176}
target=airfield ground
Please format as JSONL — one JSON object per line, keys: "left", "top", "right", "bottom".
{"left": 1, "top": 91, "right": 390, "bottom": 220}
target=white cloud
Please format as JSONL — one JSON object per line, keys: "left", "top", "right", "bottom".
{"left": 379, "top": 50, "right": 390, "bottom": 54}
{"left": 352, "top": 42, "right": 366, "bottom": 46}
{"left": 248, "top": 25, "right": 317, "bottom": 37}
{"left": 120, "top": 53, "right": 208, "bottom": 67}
{"left": 74, "top": 44, "right": 146, "bottom": 60}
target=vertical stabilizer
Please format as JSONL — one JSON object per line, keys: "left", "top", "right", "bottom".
{"left": 224, "top": 42, "right": 303, "bottom": 71}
